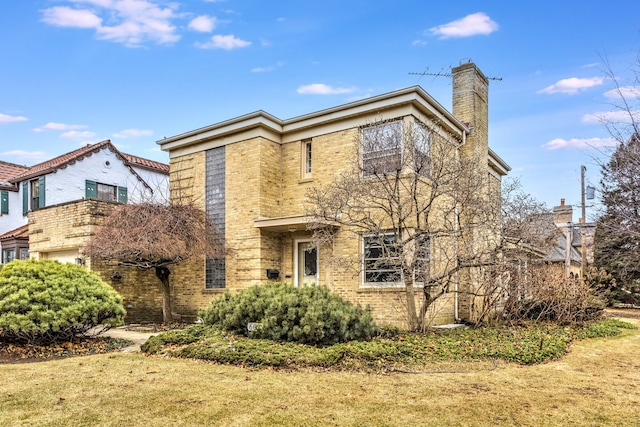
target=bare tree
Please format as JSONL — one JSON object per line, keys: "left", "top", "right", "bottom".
{"left": 307, "top": 117, "right": 501, "bottom": 331}
{"left": 84, "top": 201, "right": 224, "bottom": 324}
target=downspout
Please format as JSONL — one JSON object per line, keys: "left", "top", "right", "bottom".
{"left": 454, "top": 204, "right": 460, "bottom": 322}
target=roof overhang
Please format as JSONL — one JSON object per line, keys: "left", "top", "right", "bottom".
{"left": 488, "top": 148, "right": 511, "bottom": 177}
{"left": 253, "top": 215, "right": 315, "bottom": 233}
{"left": 157, "top": 86, "right": 469, "bottom": 157}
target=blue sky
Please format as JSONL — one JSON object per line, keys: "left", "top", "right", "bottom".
{"left": 1, "top": 1, "right": 639, "bottom": 215}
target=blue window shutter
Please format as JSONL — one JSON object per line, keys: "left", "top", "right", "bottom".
{"left": 38, "top": 176, "right": 45, "bottom": 208}
{"left": 85, "top": 180, "right": 97, "bottom": 199}
{"left": 118, "top": 186, "right": 128, "bottom": 203}
{"left": 22, "top": 182, "right": 28, "bottom": 216}
{"left": 1, "top": 190, "right": 8, "bottom": 214}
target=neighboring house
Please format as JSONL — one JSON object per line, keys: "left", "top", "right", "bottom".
{"left": 0, "top": 160, "right": 30, "bottom": 263}
{"left": 0, "top": 140, "right": 169, "bottom": 264}
{"left": 548, "top": 198, "right": 594, "bottom": 277}
{"left": 158, "top": 62, "right": 511, "bottom": 327}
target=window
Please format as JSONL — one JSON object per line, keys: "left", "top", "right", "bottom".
{"left": 361, "top": 120, "right": 402, "bottom": 175}
{"left": 30, "top": 180, "right": 39, "bottom": 210}
{"left": 0, "top": 190, "right": 8, "bottom": 214}
{"left": 85, "top": 180, "right": 128, "bottom": 203}
{"left": 205, "top": 258, "right": 225, "bottom": 289}
{"left": 412, "top": 122, "right": 431, "bottom": 176}
{"left": 97, "top": 183, "right": 117, "bottom": 202}
{"left": 363, "top": 234, "right": 401, "bottom": 284}
{"left": 2, "top": 249, "right": 15, "bottom": 264}
{"left": 301, "top": 139, "right": 312, "bottom": 179}
{"left": 20, "top": 248, "right": 29, "bottom": 260}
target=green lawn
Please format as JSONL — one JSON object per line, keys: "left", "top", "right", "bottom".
{"left": 1, "top": 318, "right": 639, "bottom": 426}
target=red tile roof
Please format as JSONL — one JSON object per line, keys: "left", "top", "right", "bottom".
{"left": 11, "top": 140, "right": 113, "bottom": 182}
{"left": 0, "top": 160, "right": 29, "bottom": 189}
{"left": 0, "top": 223, "right": 29, "bottom": 241}
{"left": 123, "top": 153, "right": 170, "bottom": 174}
{"left": 9, "top": 140, "right": 169, "bottom": 183}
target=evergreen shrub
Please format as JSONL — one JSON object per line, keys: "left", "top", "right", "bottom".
{"left": 199, "top": 282, "right": 377, "bottom": 345}
{"left": 0, "top": 259, "right": 126, "bottom": 344}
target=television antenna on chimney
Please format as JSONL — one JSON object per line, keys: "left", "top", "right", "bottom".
{"left": 408, "top": 70, "right": 503, "bottom": 81}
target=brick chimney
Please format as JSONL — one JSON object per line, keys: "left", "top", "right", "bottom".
{"left": 553, "top": 198, "right": 573, "bottom": 227}
{"left": 452, "top": 61, "right": 489, "bottom": 162}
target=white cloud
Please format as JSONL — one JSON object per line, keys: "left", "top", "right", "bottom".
{"left": 604, "top": 86, "right": 640, "bottom": 99}
{"left": 41, "top": 6, "right": 102, "bottom": 28}
{"left": 251, "top": 61, "right": 283, "bottom": 73}
{"left": 583, "top": 110, "right": 640, "bottom": 124}
{"left": 429, "top": 12, "right": 498, "bottom": 39}
{"left": 195, "top": 34, "right": 251, "bottom": 50}
{"left": 188, "top": 15, "right": 217, "bottom": 33}
{"left": 33, "top": 122, "right": 87, "bottom": 132}
{"left": 112, "top": 128, "right": 153, "bottom": 138}
{"left": 297, "top": 84, "right": 357, "bottom": 95}
{"left": 538, "top": 77, "right": 604, "bottom": 95}
{"left": 61, "top": 130, "right": 97, "bottom": 139}
{"left": 41, "top": 0, "right": 180, "bottom": 47}
{"left": 0, "top": 113, "right": 28, "bottom": 124}
{"left": 1, "top": 150, "right": 46, "bottom": 159}
{"left": 542, "top": 137, "right": 616, "bottom": 150}
{"left": 412, "top": 39, "right": 427, "bottom": 46}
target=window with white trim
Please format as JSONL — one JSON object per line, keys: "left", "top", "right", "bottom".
{"left": 361, "top": 120, "right": 402, "bottom": 175}
{"left": 363, "top": 234, "right": 401, "bottom": 285}
{"left": 301, "top": 139, "right": 312, "bottom": 179}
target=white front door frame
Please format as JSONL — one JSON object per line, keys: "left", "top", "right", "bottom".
{"left": 293, "top": 238, "right": 319, "bottom": 287}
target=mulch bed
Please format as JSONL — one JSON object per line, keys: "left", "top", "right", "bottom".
{"left": 0, "top": 337, "right": 133, "bottom": 364}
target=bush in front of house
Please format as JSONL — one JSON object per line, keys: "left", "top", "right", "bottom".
{"left": 199, "top": 282, "right": 378, "bottom": 345}
{"left": 0, "top": 259, "right": 126, "bottom": 344}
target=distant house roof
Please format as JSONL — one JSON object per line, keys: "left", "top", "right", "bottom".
{"left": 0, "top": 224, "right": 29, "bottom": 241}
{"left": 9, "top": 140, "right": 169, "bottom": 183}
{"left": 0, "top": 160, "right": 29, "bottom": 190}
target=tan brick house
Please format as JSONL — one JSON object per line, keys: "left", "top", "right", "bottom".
{"left": 159, "top": 62, "right": 510, "bottom": 327}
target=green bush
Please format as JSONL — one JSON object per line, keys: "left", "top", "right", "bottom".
{"left": 199, "top": 282, "right": 377, "bottom": 345}
{"left": 0, "top": 259, "right": 126, "bottom": 344}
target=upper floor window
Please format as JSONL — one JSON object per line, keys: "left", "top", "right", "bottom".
{"left": 86, "top": 180, "right": 128, "bottom": 203}
{"left": 361, "top": 120, "right": 402, "bottom": 175}
{"left": 301, "top": 139, "right": 312, "bottom": 179}
{"left": 29, "top": 178, "right": 45, "bottom": 211}
{"left": 0, "top": 190, "right": 8, "bottom": 215}
{"left": 412, "top": 122, "right": 431, "bottom": 177}
{"left": 22, "top": 177, "right": 45, "bottom": 215}
{"left": 97, "top": 183, "right": 117, "bottom": 202}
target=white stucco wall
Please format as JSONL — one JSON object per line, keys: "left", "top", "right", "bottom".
{"left": 15, "top": 146, "right": 169, "bottom": 209}
{"left": 130, "top": 165, "right": 169, "bottom": 203}
{"left": 0, "top": 189, "right": 27, "bottom": 235}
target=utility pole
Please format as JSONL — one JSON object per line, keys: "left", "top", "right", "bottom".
{"left": 581, "top": 165, "right": 587, "bottom": 277}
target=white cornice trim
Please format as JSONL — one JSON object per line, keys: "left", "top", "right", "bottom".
{"left": 157, "top": 86, "right": 468, "bottom": 152}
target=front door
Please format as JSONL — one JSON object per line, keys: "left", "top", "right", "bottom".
{"left": 295, "top": 240, "right": 318, "bottom": 287}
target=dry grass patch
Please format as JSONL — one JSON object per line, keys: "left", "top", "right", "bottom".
{"left": 1, "top": 318, "right": 639, "bottom": 426}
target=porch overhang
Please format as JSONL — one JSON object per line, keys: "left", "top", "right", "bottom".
{"left": 253, "top": 215, "right": 315, "bottom": 233}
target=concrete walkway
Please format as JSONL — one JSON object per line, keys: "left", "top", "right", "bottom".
{"left": 101, "top": 327, "right": 158, "bottom": 353}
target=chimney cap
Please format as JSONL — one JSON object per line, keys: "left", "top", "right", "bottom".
{"left": 560, "top": 198, "right": 565, "bottom": 206}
